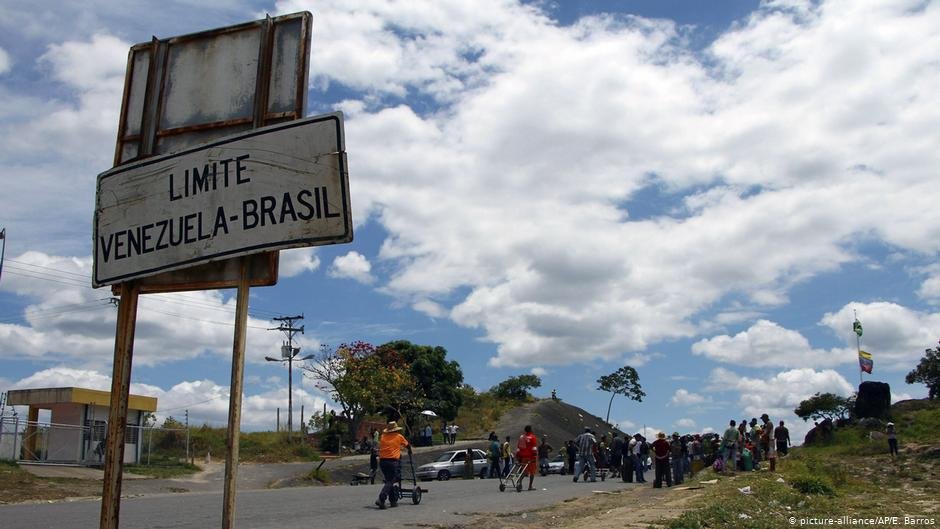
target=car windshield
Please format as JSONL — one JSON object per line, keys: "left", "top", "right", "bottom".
{"left": 435, "top": 452, "right": 458, "bottom": 462}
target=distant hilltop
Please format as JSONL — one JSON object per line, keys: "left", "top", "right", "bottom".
{"left": 493, "top": 399, "right": 628, "bottom": 443}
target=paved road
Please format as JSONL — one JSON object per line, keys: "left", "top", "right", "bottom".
{"left": 1, "top": 472, "right": 641, "bottom": 529}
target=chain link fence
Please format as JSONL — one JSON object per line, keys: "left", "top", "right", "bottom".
{"left": 0, "top": 416, "right": 191, "bottom": 467}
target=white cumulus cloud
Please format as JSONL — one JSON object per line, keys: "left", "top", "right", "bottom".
{"left": 278, "top": 248, "right": 321, "bottom": 277}
{"left": 671, "top": 389, "right": 707, "bottom": 406}
{"left": 692, "top": 319, "right": 853, "bottom": 368}
{"left": 329, "top": 251, "right": 375, "bottom": 284}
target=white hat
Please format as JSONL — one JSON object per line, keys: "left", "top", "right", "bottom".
{"left": 383, "top": 421, "right": 403, "bottom": 433}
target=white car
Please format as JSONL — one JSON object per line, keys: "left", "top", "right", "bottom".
{"left": 415, "top": 449, "right": 489, "bottom": 481}
{"left": 542, "top": 452, "right": 567, "bottom": 475}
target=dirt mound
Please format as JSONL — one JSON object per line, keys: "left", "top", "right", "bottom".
{"left": 493, "top": 399, "right": 626, "bottom": 447}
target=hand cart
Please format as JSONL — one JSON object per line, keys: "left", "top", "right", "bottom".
{"left": 396, "top": 450, "right": 426, "bottom": 504}
{"left": 498, "top": 460, "right": 525, "bottom": 492}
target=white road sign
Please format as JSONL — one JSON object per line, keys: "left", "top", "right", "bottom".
{"left": 93, "top": 112, "right": 350, "bottom": 287}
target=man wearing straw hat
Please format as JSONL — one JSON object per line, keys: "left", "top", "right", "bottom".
{"left": 375, "top": 421, "right": 411, "bottom": 509}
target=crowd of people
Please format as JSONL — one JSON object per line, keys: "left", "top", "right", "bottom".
{"left": 476, "top": 415, "right": 795, "bottom": 490}
{"left": 370, "top": 413, "right": 799, "bottom": 508}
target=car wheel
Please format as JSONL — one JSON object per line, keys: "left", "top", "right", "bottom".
{"left": 437, "top": 470, "right": 451, "bottom": 481}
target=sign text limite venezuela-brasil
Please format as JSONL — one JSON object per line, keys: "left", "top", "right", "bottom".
{"left": 93, "top": 112, "right": 351, "bottom": 287}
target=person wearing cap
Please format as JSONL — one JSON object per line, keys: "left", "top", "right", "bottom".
{"left": 669, "top": 433, "right": 684, "bottom": 485}
{"left": 651, "top": 432, "right": 672, "bottom": 488}
{"left": 761, "top": 414, "right": 777, "bottom": 471}
{"left": 721, "top": 420, "right": 740, "bottom": 473}
{"left": 886, "top": 422, "right": 898, "bottom": 457}
{"left": 375, "top": 421, "right": 411, "bottom": 509}
{"left": 573, "top": 427, "right": 597, "bottom": 483}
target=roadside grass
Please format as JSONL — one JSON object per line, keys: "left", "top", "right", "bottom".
{"left": 239, "top": 431, "right": 321, "bottom": 463}
{"left": 0, "top": 459, "right": 99, "bottom": 504}
{"left": 300, "top": 467, "right": 332, "bottom": 484}
{"left": 665, "top": 399, "right": 939, "bottom": 529}
{"left": 148, "top": 428, "right": 322, "bottom": 465}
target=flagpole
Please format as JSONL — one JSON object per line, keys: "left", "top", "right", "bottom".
{"left": 857, "top": 329, "right": 862, "bottom": 385}
{"left": 854, "top": 310, "right": 862, "bottom": 385}
{"left": 0, "top": 228, "right": 6, "bottom": 285}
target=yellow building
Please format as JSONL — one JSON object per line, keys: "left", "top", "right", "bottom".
{"left": 5, "top": 387, "right": 157, "bottom": 465}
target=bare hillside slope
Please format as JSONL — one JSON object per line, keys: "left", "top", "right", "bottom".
{"left": 493, "top": 399, "right": 626, "bottom": 446}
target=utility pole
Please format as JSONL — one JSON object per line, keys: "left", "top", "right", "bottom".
{"left": 185, "top": 409, "right": 190, "bottom": 463}
{"left": 266, "top": 315, "right": 312, "bottom": 439}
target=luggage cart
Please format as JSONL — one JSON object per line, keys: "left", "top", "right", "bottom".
{"left": 498, "top": 461, "right": 525, "bottom": 492}
{"left": 397, "top": 451, "right": 426, "bottom": 505}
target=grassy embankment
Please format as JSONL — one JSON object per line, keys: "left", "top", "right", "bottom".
{"left": 449, "top": 388, "right": 526, "bottom": 440}
{"left": 667, "top": 399, "right": 939, "bottom": 529}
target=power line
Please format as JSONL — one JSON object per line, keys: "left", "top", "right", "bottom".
{"left": 1, "top": 267, "right": 282, "bottom": 323}
{"left": 155, "top": 394, "right": 227, "bottom": 413}
{"left": 4, "top": 258, "right": 92, "bottom": 280}
{"left": 0, "top": 300, "right": 113, "bottom": 323}
{"left": 2, "top": 268, "right": 92, "bottom": 289}
{"left": 139, "top": 306, "right": 271, "bottom": 330}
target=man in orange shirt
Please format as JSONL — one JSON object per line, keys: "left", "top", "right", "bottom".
{"left": 516, "top": 424, "right": 539, "bottom": 491}
{"left": 375, "top": 421, "right": 411, "bottom": 509}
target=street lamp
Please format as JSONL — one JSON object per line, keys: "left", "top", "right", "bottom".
{"left": 265, "top": 345, "right": 313, "bottom": 438}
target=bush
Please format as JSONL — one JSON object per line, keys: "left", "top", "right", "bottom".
{"left": 790, "top": 475, "right": 835, "bottom": 496}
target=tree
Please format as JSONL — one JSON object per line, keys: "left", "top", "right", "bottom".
{"left": 378, "top": 340, "right": 465, "bottom": 421}
{"left": 794, "top": 392, "right": 853, "bottom": 422}
{"left": 906, "top": 342, "right": 940, "bottom": 399}
{"left": 597, "top": 366, "right": 645, "bottom": 423}
{"left": 302, "top": 341, "right": 416, "bottom": 440}
{"left": 491, "top": 374, "right": 542, "bottom": 400}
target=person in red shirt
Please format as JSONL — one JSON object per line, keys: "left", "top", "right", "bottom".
{"left": 516, "top": 425, "right": 539, "bottom": 490}
{"left": 375, "top": 421, "right": 411, "bottom": 509}
{"left": 651, "top": 432, "right": 673, "bottom": 488}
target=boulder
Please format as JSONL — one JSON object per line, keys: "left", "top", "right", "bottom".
{"left": 804, "top": 418, "right": 834, "bottom": 445}
{"left": 855, "top": 381, "right": 891, "bottom": 419}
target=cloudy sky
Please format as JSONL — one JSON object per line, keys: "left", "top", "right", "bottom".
{"left": 1, "top": 0, "right": 938, "bottom": 444}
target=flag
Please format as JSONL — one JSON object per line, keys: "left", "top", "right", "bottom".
{"left": 853, "top": 319, "right": 863, "bottom": 337}
{"left": 0, "top": 228, "right": 5, "bottom": 239}
{"left": 858, "top": 350, "right": 873, "bottom": 374}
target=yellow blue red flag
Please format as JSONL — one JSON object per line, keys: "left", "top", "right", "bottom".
{"left": 858, "top": 350, "right": 873, "bottom": 374}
